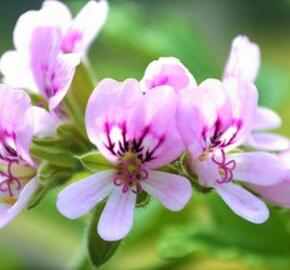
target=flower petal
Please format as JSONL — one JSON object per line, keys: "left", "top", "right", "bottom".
{"left": 135, "top": 86, "right": 185, "bottom": 168}
{"left": 253, "top": 106, "right": 282, "bottom": 131}
{"left": 86, "top": 79, "right": 144, "bottom": 164}
{"left": 57, "top": 170, "right": 115, "bottom": 219}
{"left": 223, "top": 77, "right": 258, "bottom": 144}
{"left": 7, "top": 178, "right": 39, "bottom": 217}
{"left": 0, "top": 51, "right": 36, "bottom": 90}
{"left": 141, "top": 170, "right": 192, "bottom": 211}
{"left": 32, "top": 106, "right": 58, "bottom": 138}
{"left": 0, "top": 85, "right": 34, "bottom": 165}
{"left": 0, "top": 178, "right": 38, "bottom": 229}
{"left": 229, "top": 152, "right": 285, "bottom": 185}
{"left": 223, "top": 35, "right": 260, "bottom": 82}
{"left": 62, "top": 0, "right": 108, "bottom": 55}
{"left": 250, "top": 180, "right": 290, "bottom": 208}
{"left": 98, "top": 187, "right": 136, "bottom": 241}
{"left": 47, "top": 53, "right": 80, "bottom": 110}
{"left": 0, "top": 204, "right": 12, "bottom": 229}
{"left": 245, "top": 132, "right": 290, "bottom": 151}
{"left": 215, "top": 182, "right": 269, "bottom": 224}
{"left": 41, "top": 0, "right": 72, "bottom": 33}
{"left": 140, "top": 57, "right": 197, "bottom": 93}
{"left": 177, "top": 79, "right": 232, "bottom": 158}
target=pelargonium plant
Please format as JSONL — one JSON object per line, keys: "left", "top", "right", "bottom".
{"left": 0, "top": 1, "right": 289, "bottom": 268}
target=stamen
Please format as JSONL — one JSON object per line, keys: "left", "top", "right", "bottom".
{"left": 113, "top": 158, "right": 149, "bottom": 194}
{"left": 212, "top": 149, "right": 236, "bottom": 184}
{"left": 0, "top": 160, "right": 21, "bottom": 198}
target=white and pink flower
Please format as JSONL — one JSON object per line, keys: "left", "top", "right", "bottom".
{"left": 177, "top": 78, "right": 286, "bottom": 223}
{"left": 0, "top": 0, "right": 108, "bottom": 112}
{"left": 57, "top": 79, "right": 192, "bottom": 241}
{"left": 0, "top": 84, "right": 38, "bottom": 228}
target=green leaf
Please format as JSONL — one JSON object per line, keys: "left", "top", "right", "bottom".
{"left": 64, "top": 62, "right": 94, "bottom": 137}
{"left": 30, "top": 140, "right": 76, "bottom": 168}
{"left": 79, "top": 151, "right": 113, "bottom": 172}
{"left": 28, "top": 163, "right": 72, "bottom": 209}
{"left": 87, "top": 203, "right": 121, "bottom": 268}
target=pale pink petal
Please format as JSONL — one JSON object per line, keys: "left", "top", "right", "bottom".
{"left": 98, "top": 187, "right": 136, "bottom": 241}
{"left": 85, "top": 79, "right": 144, "bottom": 164}
{"left": 32, "top": 106, "right": 58, "bottom": 138}
{"left": 140, "top": 57, "right": 197, "bottom": 93}
{"left": 223, "top": 35, "right": 260, "bottom": 82}
{"left": 215, "top": 182, "right": 269, "bottom": 223}
{"left": 13, "top": 7, "right": 64, "bottom": 52}
{"left": 62, "top": 0, "right": 109, "bottom": 55}
{"left": 192, "top": 158, "right": 220, "bottom": 187}
{"left": 47, "top": 53, "right": 80, "bottom": 110}
{"left": 177, "top": 79, "right": 232, "bottom": 158}
{"left": 250, "top": 179, "right": 290, "bottom": 208}
{"left": 0, "top": 178, "right": 38, "bottom": 229}
{"left": 7, "top": 178, "right": 39, "bottom": 217}
{"left": 57, "top": 170, "right": 115, "bottom": 219}
{"left": 135, "top": 86, "right": 185, "bottom": 169}
{"left": 41, "top": 0, "right": 72, "bottom": 33}
{"left": 245, "top": 132, "right": 290, "bottom": 151}
{"left": 223, "top": 77, "right": 258, "bottom": 144}
{"left": 15, "top": 106, "right": 35, "bottom": 166}
{"left": 253, "top": 106, "right": 281, "bottom": 131}
{"left": 141, "top": 170, "right": 192, "bottom": 211}
{"left": 0, "top": 85, "right": 34, "bottom": 165}
{"left": 0, "top": 51, "right": 36, "bottom": 90}
{"left": 229, "top": 152, "right": 285, "bottom": 185}
{"left": 29, "top": 26, "right": 61, "bottom": 96}
{"left": 13, "top": 10, "right": 41, "bottom": 51}
{"left": 0, "top": 203, "right": 12, "bottom": 229}
{"left": 280, "top": 150, "right": 290, "bottom": 168}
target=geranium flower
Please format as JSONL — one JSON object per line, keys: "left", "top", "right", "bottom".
{"left": 57, "top": 79, "right": 192, "bottom": 241}
{"left": 223, "top": 35, "right": 289, "bottom": 151}
{"left": 0, "top": 26, "right": 79, "bottom": 111}
{"left": 0, "top": 85, "right": 38, "bottom": 228}
{"left": 177, "top": 78, "right": 286, "bottom": 223}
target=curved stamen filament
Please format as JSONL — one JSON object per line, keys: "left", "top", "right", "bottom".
{"left": 212, "top": 149, "right": 236, "bottom": 184}
{"left": 0, "top": 161, "right": 21, "bottom": 198}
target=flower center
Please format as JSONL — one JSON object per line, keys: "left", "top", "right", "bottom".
{"left": 113, "top": 152, "right": 148, "bottom": 194}
{"left": 212, "top": 149, "right": 236, "bottom": 184}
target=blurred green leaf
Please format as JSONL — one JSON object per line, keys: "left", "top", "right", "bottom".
{"left": 79, "top": 151, "right": 113, "bottom": 172}
{"left": 158, "top": 194, "right": 290, "bottom": 269}
{"left": 64, "top": 62, "right": 94, "bottom": 138}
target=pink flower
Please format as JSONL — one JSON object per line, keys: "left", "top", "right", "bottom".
{"left": 0, "top": 85, "right": 38, "bottom": 228}
{"left": 177, "top": 78, "right": 286, "bottom": 223}
{"left": 249, "top": 150, "right": 290, "bottom": 207}
{"left": 57, "top": 79, "right": 192, "bottom": 241}
{"left": 0, "top": 25, "right": 80, "bottom": 111}
{"left": 223, "top": 35, "right": 289, "bottom": 151}
{"left": 140, "top": 57, "right": 197, "bottom": 93}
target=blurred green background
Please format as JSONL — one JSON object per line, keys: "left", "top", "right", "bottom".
{"left": 0, "top": 0, "right": 290, "bottom": 269}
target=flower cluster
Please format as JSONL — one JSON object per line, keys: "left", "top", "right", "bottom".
{"left": 0, "top": 0, "right": 289, "bottom": 252}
